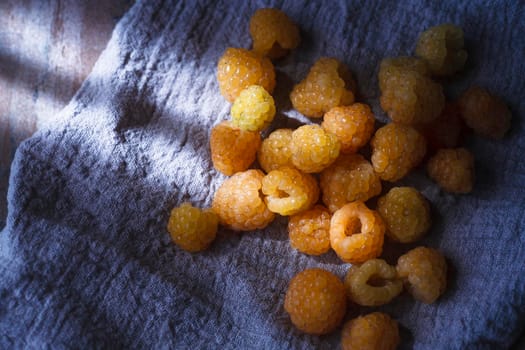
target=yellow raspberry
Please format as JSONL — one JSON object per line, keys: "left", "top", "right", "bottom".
{"left": 320, "top": 154, "right": 382, "bottom": 213}
{"left": 284, "top": 268, "right": 347, "bottom": 335}
{"left": 341, "top": 312, "right": 400, "bottom": 350}
{"left": 167, "top": 203, "right": 218, "bottom": 252}
{"left": 209, "top": 121, "right": 261, "bottom": 176}
{"left": 257, "top": 128, "right": 294, "bottom": 173}
{"left": 231, "top": 85, "right": 276, "bottom": 132}
{"left": 397, "top": 247, "right": 448, "bottom": 304}
{"left": 378, "top": 56, "right": 430, "bottom": 92}
{"left": 371, "top": 123, "right": 427, "bottom": 182}
{"left": 377, "top": 187, "right": 431, "bottom": 243}
{"left": 217, "top": 48, "right": 276, "bottom": 102}
{"left": 344, "top": 259, "right": 403, "bottom": 306}
{"left": 288, "top": 205, "right": 331, "bottom": 255}
{"left": 290, "top": 57, "right": 356, "bottom": 118}
{"left": 427, "top": 148, "right": 475, "bottom": 194}
{"left": 212, "top": 169, "right": 275, "bottom": 231}
{"left": 321, "top": 103, "right": 376, "bottom": 154}
{"left": 415, "top": 24, "right": 467, "bottom": 76}
{"left": 249, "top": 8, "right": 300, "bottom": 59}
{"left": 330, "top": 201, "right": 385, "bottom": 264}
{"left": 262, "top": 167, "right": 319, "bottom": 216}
{"left": 457, "top": 86, "right": 511, "bottom": 139}
{"left": 290, "top": 124, "right": 341, "bottom": 173}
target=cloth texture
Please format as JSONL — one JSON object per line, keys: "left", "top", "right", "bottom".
{"left": 1, "top": 0, "right": 525, "bottom": 348}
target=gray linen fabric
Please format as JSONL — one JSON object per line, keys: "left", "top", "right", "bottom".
{"left": 1, "top": 0, "right": 525, "bottom": 348}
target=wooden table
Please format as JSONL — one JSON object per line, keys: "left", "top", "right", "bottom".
{"left": 0, "top": 0, "right": 133, "bottom": 225}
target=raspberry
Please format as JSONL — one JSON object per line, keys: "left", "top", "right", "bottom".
{"left": 330, "top": 201, "right": 385, "bottom": 264}
{"left": 457, "top": 86, "right": 512, "bottom": 139}
{"left": 212, "top": 169, "right": 275, "bottom": 231}
{"left": 379, "top": 61, "right": 445, "bottom": 125}
{"left": 231, "top": 85, "right": 276, "bottom": 132}
{"left": 217, "top": 48, "right": 276, "bottom": 102}
{"left": 284, "top": 268, "right": 347, "bottom": 335}
{"left": 167, "top": 203, "right": 218, "bottom": 252}
{"left": 249, "top": 8, "right": 300, "bottom": 59}
{"left": 290, "top": 124, "right": 341, "bottom": 173}
{"left": 210, "top": 121, "right": 261, "bottom": 176}
{"left": 397, "top": 246, "right": 448, "bottom": 304}
{"left": 288, "top": 205, "right": 331, "bottom": 255}
{"left": 341, "top": 312, "right": 400, "bottom": 350}
{"left": 371, "top": 123, "right": 427, "bottom": 182}
{"left": 320, "top": 154, "right": 382, "bottom": 213}
{"left": 257, "top": 128, "right": 294, "bottom": 173}
{"left": 378, "top": 56, "right": 430, "bottom": 92}
{"left": 415, "top": 24, "right": 467, "bottom": 76}
{"left": 427, "top": 148, "right": 475, "bottom": 194}
{"left": 290, "top": 57, "right": 356, "bottom": 118}
{"left": 321, "top": 103, "right": 376, "bottom": 154}
{"left": 377, "top": 187, "right": 431, "bottom": 243}
{"left": 261, "top": 167, "right": 319, "bottom": 216}
{"left": 419, "top": 102, "right": 463, "bottom": 153}
{"left": 344, "top": 259, "right": 403, "bottom": 306}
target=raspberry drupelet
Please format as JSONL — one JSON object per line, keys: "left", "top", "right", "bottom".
{"left": 320, "top": 154, "right": 382, "bottom": 213}
{"left": 341, "top": 312, "right": 400, "bottom": 350}
{"left": 457, "top": 86, "right": 512, "bottom": 139}
{"left": 212, "top": 169, "right": 275, "bottom": 231}
{"left": 262, "top": 167, "right": 319, "bottom": 216}
{"left": 290, "top": 57, "right": 356, "bottom": 118}
{"left": 377, "top": 187, "right": 431, "bottom": 243}
{"left": 249, "top": 8, "right": 300, "bottom": 59}
{"left": 415, "top": 23, "right": 467, "bottom": 76}
{"left": 231, "top": 85, "right": 276, "bottom": 132}
{"left": 210, "top": 121, "right": 261, "bottom": 176}
{"left": 290, "top": 124, "right": 341, "bottom": 173}
{"left": 284, "top": 268, "right": 347, "bottom": 335}
{"left": 167, "top": 203, "right": 218, "bottom": 252}
{"left": 397, "top": 246, "right": 448, "bottom": 304}
{"left": 344, "top": 259, "right": 403, "bottom": 306}
{"left": 321, "top": 103, "right": 376, "bottom": 154}
{"left": 257, "top": 128, "right": 294, "bottom": 173}
{"left": 427, "top": 148, "right": 475, "bottom": 194}
{"left": 371, "top": 123, "right": 427, "bottom": 182}
{"left": 330, "top": 201, "right": 385, "bottom": 264}
{"left": 217, "top": 48, "right": 276, "bottom": 102}
{"left": 288, "top": 205, "right": 331, "bottom": 255}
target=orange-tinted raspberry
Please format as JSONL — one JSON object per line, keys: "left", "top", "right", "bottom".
{"left": 457, "top": 86, "right": 512, "bottom": 139}
{"left": 330, "top": 201, "right": 385, "bottom": 264}
{"left": 377, "top": 187, "right": 431, "bottom": 243}
{"left": 212, "top": 169, "right": 275, "bottom": 231}
{"left": 217, "top": 48, "right": 276, "bottom": 102}
{"left": 427, "top": 148, "right": 474, "bottom": 194}
{"left": 167, "top": 203, "right": 218, "bottom": 252}
{"left": 321, "top": 104, "right": 376, "bottom": 154}
{"left": 341, "top": 312, "right": 400, "bottom": 350}
{"left": 290, "top": 124, "right": 341, "bottom": 173}
{"left": 257, "top": 128, "right": 294, "bottom": 173}
{"left": 344, "top": 259, "right": 403, "bottom": 306}
{"left": 284, "top": 268, "right": 347, "bottom": 335}
{"left": 288, "top": 205, "right": 331, "bottom": 255}
{"left": 320, "top": 154, "right": 382, "bottom": 213}
{"left": 210, "top": 121, "right": 261, "bottom": 176}
{"left": 397, "top": 246, "right": 448, "bottom": 304}
{"left": 415, "top": 24, "right": 467, "bottom": 76}
{"left": 249, "top": 8, "right": 300, "bottom": 59}
{"left": 262, "top": 167, "right": 319, "bottom": 216}
{"left": 378, "top": 56, "right": 430, "bottom": 92}
{"left": 371, "top": 123, "right": 427, "bottom": 182}
{"left": 379, "top": 60, "right": 445, "bottom": 125}
{"left": 231, "top": 85, "right": 276, "bottom": 131}
{"left": 290, "top": 58, "right": 356, "bottom": 118}
{"left": 420, "top": 102, "right": 463, "bottom": 153}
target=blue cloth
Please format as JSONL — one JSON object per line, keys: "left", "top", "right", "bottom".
{"left": 1, "top": 0, "right": 524, "bottom": 348}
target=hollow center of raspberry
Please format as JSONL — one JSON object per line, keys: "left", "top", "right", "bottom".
{"left": 368, "top": 275, "right": 388, "bottom": 287}
{"left": 344, "top": 218, "right": 362, "bottom": 236}
{"left": 276, "top": 189, "right": 290, "bottom": 198}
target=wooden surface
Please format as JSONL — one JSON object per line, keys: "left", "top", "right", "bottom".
{"left": 0, "top": 0, "right": 133, "bottom": 225}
